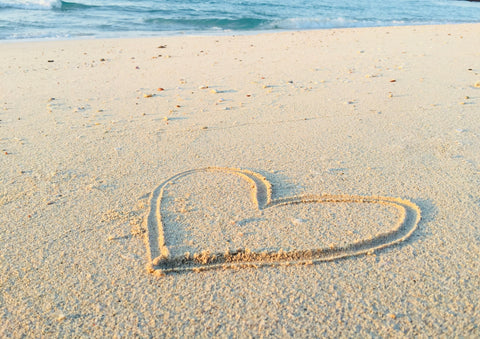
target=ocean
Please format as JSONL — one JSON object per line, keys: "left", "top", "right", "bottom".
{"left": 1, "top": 0, "right": 479, "bottom": 41}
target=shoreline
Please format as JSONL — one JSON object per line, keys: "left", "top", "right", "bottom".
{"left": 1, "top": 23, "right": 479, "bottom": 337}
{"left": 1, "top": 21, "right": 479, "bottom": 44}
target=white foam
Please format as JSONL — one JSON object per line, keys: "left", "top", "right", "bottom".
{"left": 1, "top": 0, "right": 62, "bottom": 10}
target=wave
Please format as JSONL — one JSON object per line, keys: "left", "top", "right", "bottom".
{"left": 0, "top": 0, "right": 92, "bottom": 10}
{"left": 0, "top": 0, "right": 61, "bottom": 10}
{"left": 58, "top": 1, "right": 95, "bottom": 10}
{"left": 261, "top": 17, "right": 441, "bottom": 30}
{"left": 143, "top": 17, "right": 268, "bottom": 31}
{"left": 142, "top": 16, "right": 442, "bottom": 33}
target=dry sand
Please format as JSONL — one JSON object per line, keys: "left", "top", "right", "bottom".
{"left": 1, "top": 24, "right": 480, "bottom": 337}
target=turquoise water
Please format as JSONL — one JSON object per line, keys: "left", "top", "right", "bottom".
{"left": 1, "top": 0, "right": 479, "bottom": 40}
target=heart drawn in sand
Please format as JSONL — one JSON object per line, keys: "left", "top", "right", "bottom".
{"left": 145, "top": 167, "right": 421, "bottom": 276}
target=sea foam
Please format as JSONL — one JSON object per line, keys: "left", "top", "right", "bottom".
{"left": 0, "top": 0, "right": 62, "bottom": 10}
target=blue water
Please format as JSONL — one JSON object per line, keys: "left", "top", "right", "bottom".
{"left": 1, "top": 0, "right": 479, "bottom": 41}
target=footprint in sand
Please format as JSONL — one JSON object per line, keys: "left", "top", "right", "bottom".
{"left": 144, "top": 167, "right": 421, "bottom": 276}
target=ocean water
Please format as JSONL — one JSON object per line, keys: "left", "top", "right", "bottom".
{"left": 0, "top": 0, "right": 479, "bottom": 41}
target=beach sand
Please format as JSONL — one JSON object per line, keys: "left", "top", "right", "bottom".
{"left": 1, "top": 24, "right": 479, "bottom": 337}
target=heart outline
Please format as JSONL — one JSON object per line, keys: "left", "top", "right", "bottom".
{"left": 145, "top": 167, "right": 421, "bottom": 275}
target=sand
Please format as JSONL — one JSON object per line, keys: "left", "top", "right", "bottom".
{"left": 1, "top": 24, "right": 479, "bottom": 337}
